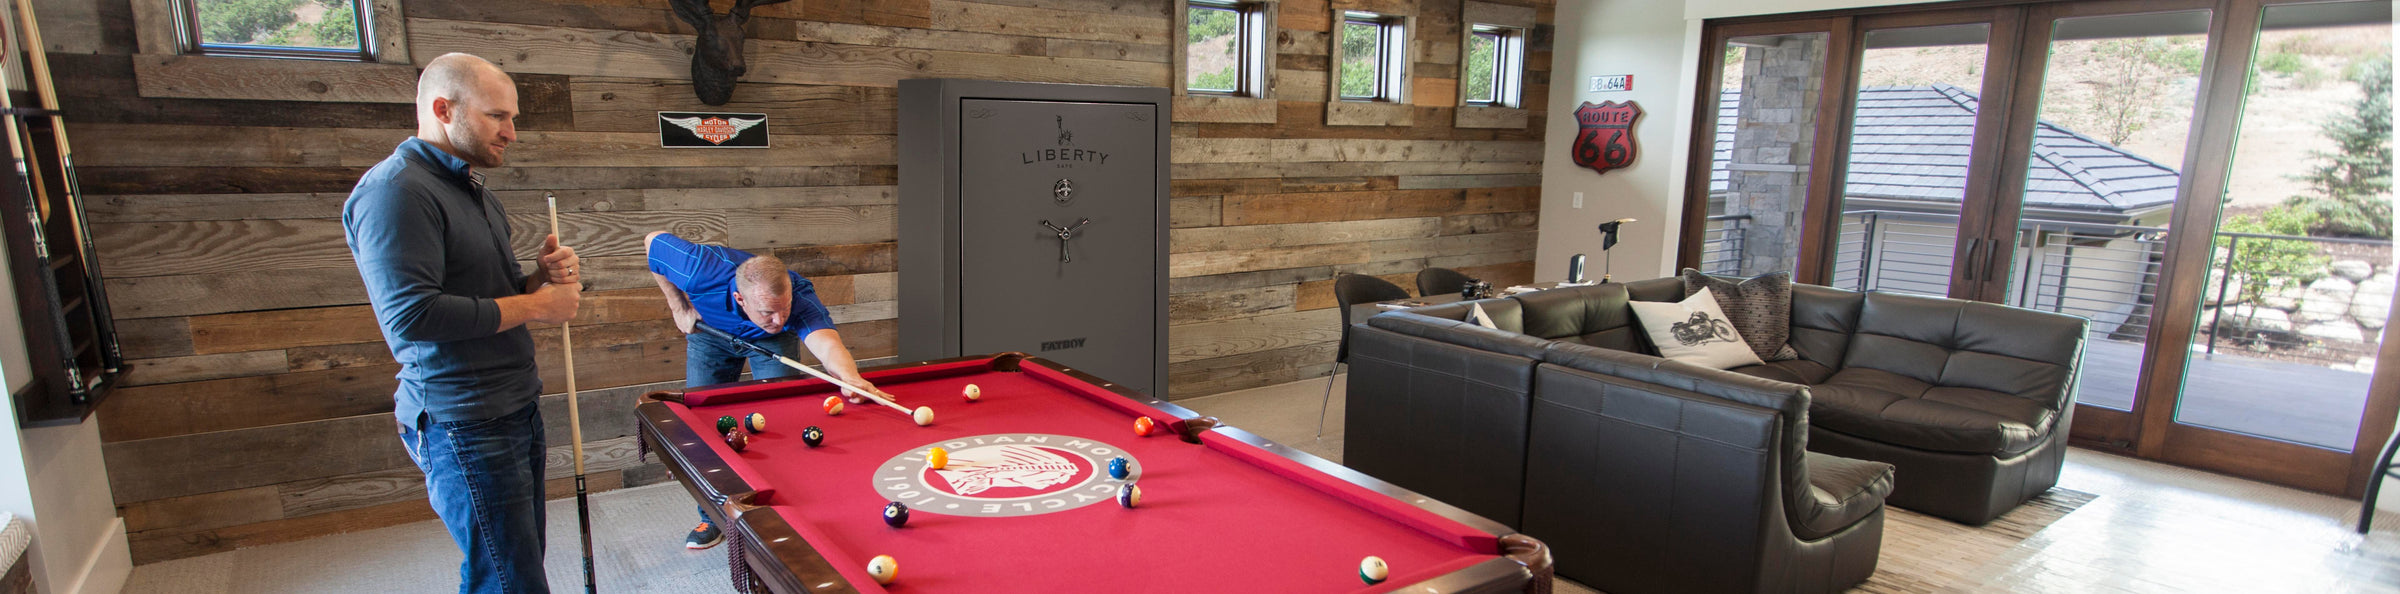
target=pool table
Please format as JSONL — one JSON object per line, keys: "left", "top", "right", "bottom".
{"left": 635, "top": 352, "right": 1552, "bottom": 593}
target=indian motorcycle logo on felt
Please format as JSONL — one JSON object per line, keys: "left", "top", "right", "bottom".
{"left": 658, "top": 111, "right": 769, "bottom": 148}
{"left": 1572, "top": 100, "right": 1642, "bottom": 174}
{"left": 871, "top": 434, "right": 1140, "bottom": 517}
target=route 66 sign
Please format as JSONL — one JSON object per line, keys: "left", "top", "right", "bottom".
{"left": 1572, "top": 101, "right": 1642, "bottom": 175}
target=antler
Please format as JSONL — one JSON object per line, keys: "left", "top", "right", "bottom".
{"left": 669, "top": 0, "right": 713, "bottom": 30}
{"left": 729, "top": 0, "right": 793, "bottom": 23}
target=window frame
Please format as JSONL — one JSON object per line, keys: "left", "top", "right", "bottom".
{"left": 174, "top": 0, "right": 381, "bottom": 62}
{"left": 1461, "top": 23, "right": 1527, "bottom": 108}
{"left": 1183, "top": 0, "right": 1271, "bottom": 98}
{"left": 1335, "top": 10, "right": 1409, "bottom": 103}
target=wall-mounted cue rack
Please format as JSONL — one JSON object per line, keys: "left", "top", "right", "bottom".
{"left": 1, "top": 0, "right": 121, "bottom": 427}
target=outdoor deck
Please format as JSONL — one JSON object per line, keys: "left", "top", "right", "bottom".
{"left": 2075, "top": 337, "right": 2375, "bottom": 450}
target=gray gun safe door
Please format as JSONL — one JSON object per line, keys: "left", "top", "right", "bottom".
{"left": 898, "top": 80, "right": 1169, "bottom": 397}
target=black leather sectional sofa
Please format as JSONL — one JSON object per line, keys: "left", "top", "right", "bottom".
{"left": 1342, "top": 277, "right": 2087, "bottom": 593}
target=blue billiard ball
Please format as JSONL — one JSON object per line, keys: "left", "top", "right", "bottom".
{"left": 883, "top": 501, "right": 910, "bottom": 528}
{"left": 1107, "top": 457, "right": 1130, "bottom": 480}
{"left": 1116, "top": 484, "right": 1142, "bottom": 508}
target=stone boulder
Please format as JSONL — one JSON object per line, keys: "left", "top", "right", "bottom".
{"left": 2296, "top": 277, "right": 2358, "bottom": 324}
{"left": 2218, "top": 304, "right": 2294, "bottom": 336}
{"left": 2299, "top": 319, "right": 2365, "bottom": 343}
{"left": 2331, "top": 259, "right": 2375, "bottom": 283}
{"left": 2260, "top": 278, "right": 2307, "bottom": 312}
{"left": 2355, "top": 273, "right": 2393, "bottom": 331}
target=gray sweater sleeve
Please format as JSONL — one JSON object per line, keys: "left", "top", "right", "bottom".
{"left": 344, "top": 183, "right": 503, "bottom": 343}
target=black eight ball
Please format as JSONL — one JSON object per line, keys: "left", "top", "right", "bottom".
{"left": 882, "top": 501, "right": 910, "bottom": 527}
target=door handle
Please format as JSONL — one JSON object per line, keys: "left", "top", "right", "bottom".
{"left": 1962, "top": 238, "right": 1984, "bottom": 282}
{"left": 1039, "top": 218, "right": 1091, "bottom": 263}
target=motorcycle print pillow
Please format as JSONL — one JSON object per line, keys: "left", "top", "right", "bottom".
{"left": 1627, "top": 287, "right": 1766, "bottom": 370}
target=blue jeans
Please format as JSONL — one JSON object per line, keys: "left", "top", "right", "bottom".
{"left": 689, "top": 330, "right": 801, "bottom": 528}
{"left": 686, "top": 330, "right": 803, "bottom": 388}
{"left": 402, "top": 401, "right": 548, "bottom": 594}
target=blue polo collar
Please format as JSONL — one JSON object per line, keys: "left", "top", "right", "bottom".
{"left": 396, "top": 137, "right": 476, "bottom": 184}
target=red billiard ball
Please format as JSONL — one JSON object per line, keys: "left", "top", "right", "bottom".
{"left": 1133, "top": 416, "right": 1158, "bottom": 437}
{"left": 724, "top": 430, "right": 749, "bottom": 453}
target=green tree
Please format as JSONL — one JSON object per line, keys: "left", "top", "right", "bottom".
{"left": 2283, "top": 55, "right": 2393, "bottom": 238}
{"left": 1338, "top": 21, "right": 1379, "bottom": 97}
{"left": 1463, "top": 33, "right": 1497, "bottom": 103}
{"left": 198, "top": 0, "right": 358, "bottom": 49}
{"left": 2214, "top": 205, "right": 2328, "bottom": 314}
{"left": 1186, "top": 6, "right": 1236, "bottom": 44}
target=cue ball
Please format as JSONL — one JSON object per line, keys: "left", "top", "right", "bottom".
{"left": 882, "top": 502, "right": 910, "bottom": 528}
{"left": 1133, "top": 416, "right": 1158, "bottom": 437}
{"left": 1107, "top": 457, "right": 1130, "bottom": 480}
{"left": 1359, "top": 556, "right": 1389, "bottom": 585}
{"left": 822, "top": 396, "right": 845, "bottom": 416}
{"left": 912, "top": 406, "right": 936, "bottom": 426}
{"left": 926, "top": 447, "right": 949, "bottom": 470}
{"left": 716, "top": 415, "right": 739, "bottom": 434}
{"left": 866, "top": 555, "right": 899, "bottom": 585}
{"left": 724, "top": 430, "right": 749, "bottom": 453}
{"left": 962, "top": 383, "right": 982, "bottom": 402}
{"left": 800, "top": 426, "right": 824, "bottom": 447}
{"left": 1116, "top": 484, "right": 1142, "bottom": 508}
{"left": 742, "top": 413, "right": 767, "bottom": 433}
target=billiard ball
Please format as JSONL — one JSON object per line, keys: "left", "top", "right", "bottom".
{"left": 882, "top": 502, "right": 910, "bottom": 528}
{"left": 1359, "top": 556, "right": 1388, "bottom": 585}
{"left": 1133, "top": 416, "right": 1158, "bottom": 437}
{"left": 962, "top": 384, "right": 982, "bottom": 401}
{"left": 866, "top": 555, "right": 899, "bottom": 585}
{"left": 823, "top": 396, "right": 845, "bottom": 416}
{"left": 724, "top": 430, "right": 749, "bottom": 453}
{"left": 716, "top": 415, "right": 739, "bottom": 434}
{"left": 1107, "top": 457, "right": 1130, "bottom": 480}
{"left": 1116, "top": 484, "right": 1141, "bottom": 508}
{"left": 926, "top": 447, "right": 949, "bottom": 470}
{"left": 801, "top": 426, "right": 825, "bottom": 447}
{"left": 912, "top": 406, "right": 935, "bottom": 426}
{"left": 742, "top": 413, "right": 767, "bottom": 433}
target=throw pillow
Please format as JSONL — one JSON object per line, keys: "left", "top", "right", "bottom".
{"left": 1467, "top": 302, "right": 1501, "bottom": 330}
{"left": 1681, "top": 269, "right": 1800, "bottom": 361}
{"left": 1628, "top": 287, "right": 1765, "bottom": 370}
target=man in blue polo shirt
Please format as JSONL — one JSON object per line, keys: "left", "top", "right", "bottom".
{"left": 344, "top": 53, "right": 580, "bottom": 594}
{"left": 645, "top": 230, "right": 890, "bottom": 549}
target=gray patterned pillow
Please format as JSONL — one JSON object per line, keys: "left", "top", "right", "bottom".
{"left": 1680, "top": 269, "right": 1799, "bottom": 361}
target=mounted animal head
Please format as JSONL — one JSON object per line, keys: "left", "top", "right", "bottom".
{"left": 671, "top": 0, "right": 791, "bottom": 106}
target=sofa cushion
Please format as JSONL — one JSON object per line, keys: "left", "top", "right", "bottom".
{"left": 1514, "top": 283, "right": 1648, "bottom": 352}
{"left": 1796, "top": 452, "right": 1894, "bottom": 540}
{"left": 1627, "top": 287, "right": 1765, "bottom": 370}
{"left": 1366, "top": 309, "right": 1554, "bottom": 360}
{"left": 1682, "top": 269, "right": 1801, "bottom": 362}
{"left": 1726, "top": 359, "right": 1835, "bottom": 385}
{"left": 1809, "top": 367, "right": 2054, "bottom": 456}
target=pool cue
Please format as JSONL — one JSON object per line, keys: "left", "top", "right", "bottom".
{"left": 690, "top": 322, "right": 929, "bottom": 422}
{"left": 545, "top": 193, "right": 598, "bottom": 594}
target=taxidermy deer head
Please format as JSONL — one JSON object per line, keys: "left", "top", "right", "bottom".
{"left": 672, "top": 0, "right": 791, "bottom": 106}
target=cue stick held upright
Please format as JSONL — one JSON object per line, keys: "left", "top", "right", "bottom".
{"left": 547, "top": 193, "right": 598, "bottom": 594}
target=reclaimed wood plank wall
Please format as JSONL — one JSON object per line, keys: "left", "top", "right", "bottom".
{"left": 36, "top": 0, "right": 1550, "bottom": 564}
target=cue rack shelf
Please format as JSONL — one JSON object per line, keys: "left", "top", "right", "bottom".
{"left": 0, "top": 0, "right": 121, "bottom": 427}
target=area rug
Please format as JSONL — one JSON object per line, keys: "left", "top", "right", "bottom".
{"left": 1852, "top": 489, "right": 2100, "bottom": 593}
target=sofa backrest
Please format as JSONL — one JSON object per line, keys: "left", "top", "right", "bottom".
{"left": 1363, "top": 300, "right": 1551, "bottom": 360}
{"left": 1540, "top": 342, "right": 1818, "bottom": 533}
{"left": 1512, "top": 283, "right": 1651, "bottom": 353}
{"left": 1396, "top": 297, "right": 1528, "bottom": 334}
{"left": 1787, "top": 283, "right": 1865, "bottom": 370}
{"left": 1844, "top": 291, "right": 2089, "bottom": 409}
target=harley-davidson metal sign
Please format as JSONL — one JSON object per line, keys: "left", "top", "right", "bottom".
{"left": 1572, "top": 101, "right": 1642, "bottom": 174}
{"left": 658, "top": 111, "right": 768, "bottom": 148}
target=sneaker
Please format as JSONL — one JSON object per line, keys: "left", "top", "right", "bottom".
{"left": 686, "top": 522, "right": 724, "bottom": 550}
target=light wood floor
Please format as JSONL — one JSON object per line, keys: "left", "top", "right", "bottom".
{"left": 1178, "top": 374, "right": 2400, "bottom": 593}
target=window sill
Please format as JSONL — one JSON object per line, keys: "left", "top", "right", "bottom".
{"left": 132, "top": 54, "right": 418, "bottom": 103}
{"left": 1455, "top": 105, "right": 1529, "bottom": 129}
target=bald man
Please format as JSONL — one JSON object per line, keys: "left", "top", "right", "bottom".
{"left": 342, "top": 53, "right": 578, "bottom": 594}
{"left": 644, "top": 230, "right": 890, "bottom": 549}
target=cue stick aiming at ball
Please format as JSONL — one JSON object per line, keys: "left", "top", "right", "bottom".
{"left": 691, "top": 321, "right": 936, "bottom": 425}
{"left": 545, "top": 193, "right": 600, "bottom": 594}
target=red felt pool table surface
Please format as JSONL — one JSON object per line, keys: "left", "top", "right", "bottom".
{"left": 635, "top": 353, "right": 1549, "bottom": 593}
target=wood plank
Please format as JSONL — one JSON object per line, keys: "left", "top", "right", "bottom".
{"left": 1281, "top": 0, "right": 1330, "bottom": 31}
{"left": 803, "top": 0, "right": 932, "bottom": 28}
{"left": 1396, "top": 174, "right": 1541, "bottom": 189}
{"left": 1169, "top": 197, "right": 1221, "bottom": 228}
{"left": 1270, "top": 138, "right": 1543, "bottom": 163}
{"left": 851, "top": 272, "right": 899, "bottom": 303}
{"left": 1170, "top": 243, "right": 1371, "bottom": 279}
{"left": 338, "top": 130, "right": 900, "bottom": 169}
{"left": 104, "top": 413, "right": 416, "bottom": 503}
{"left": 1279, "top": 30, "right": 1330, "bottom": 56}
{"left": 772, "top": 242, "right": 898, "bottom": 277}
{"left": 1167, "top": 257, "right": 1424, "bottom": 294}
{"left": 1167, "top": 342, "right": 1337, "bottom": 399}
{"left": 1221, "top": 187, "right": 1536, "bottom": 225}
{"left": 640, "top": 185, "right": 896, "bottom": 210}
{"left": 105, "top": 269, "right": 367, "bottom": 319}
{"left": 86, "top": 192, "right": 349, "bottom": 223}
{"left": 1281, "top": 176, "right": 1400, "bottom": 193}
{"left": 1170, "top": 178, "right": 1281, "bottom": 197}
{"left": 119, "top": 351, "right": 289, "bottom": 387}
{"left": 962, "top": 0, "right": 1168, "bottom": 17}
{"left": 1325, "top": 102, "right": 1415, "bottom": 127}
{"left": 96, "top": 364, "right": 400, "bottom": 443}
{"left": 1172, "top": 95, "right": 1279, "bottom": 124}
{"left": 94, "top": 218, "right": 352, "bottom": 278}
{"left": 276, "top": 436, "right": 641, "bottom": 519}
{"left": 75, "top": 123, "right": 348, "bottom": 168}
{"left": 1331, "top": 0, "right": 1416, "bottom": 16}
{"left": 1294, "top": 272, "right": 1414, "bottom": 310}
{"left": 284, "top": 342, "right": 395, "bottom": 373}
{"left": 928, "top": 0, "right": 1169, "bottom": 44}
{"left": 1170, "top": 137, "right": 1273, "bottom": 164}
{"left": 408, "top": 18, "right": 1165, "bottom": 89}
{"left": 481, "top": 165, "right": 896, "bottom": 191}
{"left": 1414, "top": 77, "right": 1459, "bottom": 108}
{"left": 506, "top": 210, "right": 731, "bottom": 259}
{"left": 114, "top": 317, "right": 195, "bottom": 359}
{"left": 569, "top": 78, "right": 898, "bottom": 135}
{"left": 128, "top": 470, "right": 630, "bottom": 565}
{"left": 1462, "top": 1, "right": 1538, "bottom": 27}
{"left": 1166, "top": 307, "right": 1340, "bottom": 363}
{"left": 51, "top": 54, "right": 421, "bottom": 130}
{"left": 1441, "top": 211, "right": 1540, "bottom": 236}
{"left": 118, "top": 486, "right": 284, "bottom": 535}
{"left": 828, "top": 301, "right": 899, "bottom": 324}
{"left": 1169, "top": 217, "right": 1440, "bottom": 253}
{"left": 721, "top": 205, "right": 899, "bottom": 248}
{"left": 188, "top": 306, "right": 380, "bottom": 355}
{"left": 1427, "top": 249, "right": 1535, "bottom": 271}
{"left": 132, "top": 55, "right": 417, "bottom": 104}
{"left": 77, "top": 167, "right": 373, "bottom": 195}
{"left": 1455, "top": 105, "right": 1531, "bottom": 129}
{"left": 1167, "top": 285, "right": 1298, "bottom": 323}
{"left": 1173, "top": 159, "right": 1538, "bottom": 179}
